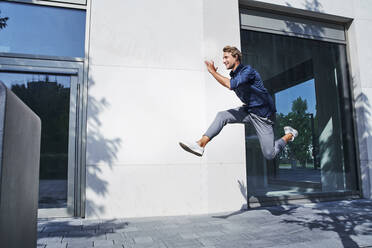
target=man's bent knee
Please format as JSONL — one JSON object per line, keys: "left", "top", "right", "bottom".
{"left": 214, "top": 111, "right": 229, "bottom": 124}
{"left": 262, "top": 149, "right": 276, "bottom": 160}
{"left": 216, "top": 111, "right": 228, "bottom": 119}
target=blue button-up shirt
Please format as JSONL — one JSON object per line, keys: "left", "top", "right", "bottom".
{"left": 230, "top": 64, "right": 276, "bottom": 118}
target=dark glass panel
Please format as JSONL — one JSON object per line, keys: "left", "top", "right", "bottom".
{"left": 0, "top": 72, "right": 71, "bottom": 208}
{"left": 241, "top": 30, "right": 357, "bottom": 197}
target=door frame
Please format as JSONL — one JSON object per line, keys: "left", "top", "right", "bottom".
{"left": 0, "top": 53, "right": 86, "bottom": 218}
{"left": 239, "top": 7, "right": 361, "bottom": 207}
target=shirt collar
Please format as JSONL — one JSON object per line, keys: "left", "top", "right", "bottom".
{"left": 229, "top": 63, "right": 244, "bottom": 78}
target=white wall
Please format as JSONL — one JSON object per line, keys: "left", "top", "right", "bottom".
{"left": 348, "top": 0, "right": 372, "bottom": 198}
{"left": 85, "top": 0, "right": 372, "bottom": 218}
{"left": 86, "top": 0, "right": 246, "bottom": 219}
{"left": 202, "top": 0, "right": 247, "bottom": 213}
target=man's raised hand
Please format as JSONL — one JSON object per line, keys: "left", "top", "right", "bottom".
{"left": 204, "top": 60, "right": 218, "bottom": 74}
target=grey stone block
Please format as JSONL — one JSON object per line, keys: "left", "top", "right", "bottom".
{"left": 94, "top": 245, "right": 123, "bottom": 248}
{"left": 82, "top": 225, "right": 99, "bottom": 231}
{"left": 65, "top": 244, "right": 92, "bottom": 248}
{"left": 133, "top": 236, "right": 153, "bottom": 244}
{"left": 197, "top": 231, "right": 225, "bottom": 238}
{"left": 125, "top": 242, "right": 166, "bottom": 248}
{"left": 63, "top": 237, "right": 97, "bottom": 243}
{"left": 162, "top": 239, "right": 204, "bottom": 248}
{"left": 44, "top": 226, "right": 81, "bottom": 233}
{"left": 47, "top": 232, "right": 68, "bottom": 237}
{"left": 113, "top": 238, "right": 135, "bottom": 247}
{"left": 120, "top": 227, "right": 139, "bottom": 232}
{"left": 66, "top": 240, "right": 94, "bottom": 247}
{"left": 179, "top": 233, "right": 199, "bottom": 239}
{"left": 44, "top": 243, "right": 67, "bottom": 248}
{"left": 197, "top": 238, "right": 215, "bottom": 246}
{"left": 38, "top": 236, "right": 64, "bottom": 244}
{"left": 349, "top": 234, "right": 372, "bottom": 247}
{"left": 106, "top": 233, "right": 125, "bottom": 240}
{"left": 158, "top": 224, "right": 179, "bottom": 229}
{"left": 93, "top": 240, "right": 114, "bottom": 246}
{"left": 0, "top": 82, "right": 41, "bottom": 248}
{"left": 65, "top": 230, "right": 96, "bottom": 237}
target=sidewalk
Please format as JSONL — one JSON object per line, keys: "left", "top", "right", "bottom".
{"left": 38, "top": 199, "right": 372, "bottom": 248}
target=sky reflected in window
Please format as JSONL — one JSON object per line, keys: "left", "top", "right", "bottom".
{"left": 0, "top": 2, "right": 85, "bottom": 57}
{"left": 275, "top": 79, "right": 316, "bottom": 115}
{"left": 0, "top": 73, "right": 70, "bottom": 89}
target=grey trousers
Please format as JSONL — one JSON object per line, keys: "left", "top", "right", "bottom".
{"left": 204, "top": 106, "right": 286, "bottom": 160}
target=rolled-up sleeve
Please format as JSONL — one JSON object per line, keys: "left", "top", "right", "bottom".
{"left": 230, "top": 66, "right": 255, "bottom": 90}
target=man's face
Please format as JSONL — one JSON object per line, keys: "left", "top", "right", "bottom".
{"left": 223, "top": 52, "right": 238, "bottom": 70}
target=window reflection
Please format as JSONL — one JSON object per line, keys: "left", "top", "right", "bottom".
{"left": 242, "top": 30, "right": 357, "bottom": 198}
{"left": 0, "top": 73, "right": 71, "bottom": 208}
{"left": 273, "top": 80, "right": 321, "bottom": 193}
{"left": 0, "top": 2, "right": 85, "bottom": 57}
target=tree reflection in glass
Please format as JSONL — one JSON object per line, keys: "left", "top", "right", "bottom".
{"left": 1, "top": 73, "right": 70, "bottom": 208}
{"left": 0, "top": 10, "right": 9, "bottom": 30}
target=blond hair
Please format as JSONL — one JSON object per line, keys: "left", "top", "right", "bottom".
{"left": 223, "top": 46, "right": 242, "bottom": 62}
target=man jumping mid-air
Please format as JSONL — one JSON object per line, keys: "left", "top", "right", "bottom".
{"left": 179, "top": 46, "right": 298, "bottom": 159}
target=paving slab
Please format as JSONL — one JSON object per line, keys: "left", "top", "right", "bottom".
{"left": 39, "top": 199, "right": 372, "bottom": 248}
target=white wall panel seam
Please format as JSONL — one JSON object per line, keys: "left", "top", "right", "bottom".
{"left": 88, "top": 63, "right": 203, "bottom": 72}
{"left": 86, "top": 163, "right": 245, "bottom": 167}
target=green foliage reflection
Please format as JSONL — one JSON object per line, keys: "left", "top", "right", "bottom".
{"left": 275, "top": 97, "right": 316, "bottom": 168}
{"left": 11, "top": 77, "right": 70, "bottom": 179}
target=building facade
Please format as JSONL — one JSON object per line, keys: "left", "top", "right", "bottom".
{"left": 0, "top": 0, "right": 371, "bottom": 219}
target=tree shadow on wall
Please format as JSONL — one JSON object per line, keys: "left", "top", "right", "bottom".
{"left": 284, "top": 0, "right": 325, "bottom": 40}
{"left": 353, "top": 76, "right": 372, "bottom": 196}
{"left": 286, "top": 0, "right": 323, "bottom": 13}
{"left": 85, "top": 75, "right": 122, "bottom": 217}
{"left": 212, "top": 180, "right": 248, "bottom": 219}
{"left": 1, "top": 71, "right": 122, "bottom": 216}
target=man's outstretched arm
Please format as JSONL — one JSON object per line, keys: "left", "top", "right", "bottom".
{"left": 205, "top": 61, "right": 231, "bottom": 89}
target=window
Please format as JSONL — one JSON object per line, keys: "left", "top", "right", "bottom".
{"left": 242, "top": 30, "right": 358, "bottom": 198}
{"left": 0, "top": 1, "right": 86, "bottom": 217}
{"left": 0, "top": 1, "right": 86, "bottom": 57}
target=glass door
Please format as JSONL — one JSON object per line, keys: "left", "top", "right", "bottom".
{"left": 0, "top": 57, "right": 84, "bottom": 217}
{"left": 241, "top": 30, "right": 358, "bottom": 205}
